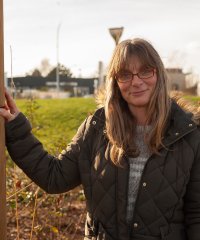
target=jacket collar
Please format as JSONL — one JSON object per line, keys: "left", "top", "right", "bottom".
{"left": 162, "top": 100, "right": 197, "bottom": 147}
{"left": 92, "top": 101, "right": 197, "bottom": 147}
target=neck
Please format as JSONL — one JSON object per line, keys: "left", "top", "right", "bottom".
{"left": 129, "top": 105, "right": 148, "bottom": 125}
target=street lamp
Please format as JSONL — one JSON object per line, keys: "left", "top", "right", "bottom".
{"left": 109, "top": 27, "right": 124, "bottom": 46}
{"left": 56, "top": 23, "right": 61, "bottom": 95}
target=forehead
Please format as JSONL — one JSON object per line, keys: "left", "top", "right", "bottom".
{"left": 118, "top": 54, "right": 151, "bottom": 72}
{"left": 124, "top": 56, "right": 145, "bottom": 72}
{"left": 114, "top": 42, "right": 156, "bottom": 74}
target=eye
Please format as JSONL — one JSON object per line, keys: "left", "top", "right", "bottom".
{"left": 139, "top": 69, "right": 154, "bottom": 79}
{"left": 122, "top": 72, "right": 132, "bottom": 78}
{"left": 117, "top": 72, "right": 132, "bottom": 82}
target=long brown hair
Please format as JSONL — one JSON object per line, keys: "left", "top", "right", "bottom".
{"left": 102, "top": 38, "right": 171, "bottom": 166}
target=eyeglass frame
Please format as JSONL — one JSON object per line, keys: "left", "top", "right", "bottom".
{"left": 116, "top": 68, "right": 156, "bottom": 83}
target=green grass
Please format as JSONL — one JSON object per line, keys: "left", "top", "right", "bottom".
{"left": 184, "top": 95, "right": 200, "bottom": 104}
{"left": 16, "top": 97, "right": 96, "bottom": 155}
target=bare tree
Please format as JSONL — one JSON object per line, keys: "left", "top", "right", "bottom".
{"left": 39, "top": 59, "right": 53, "bottom": 77}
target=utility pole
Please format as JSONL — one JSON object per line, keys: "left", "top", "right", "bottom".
{"left": 56, "top": 23, "right": 61, "bottom": 96}
{"left": 98, "top": 61, "right": 104, "bottom": 87}
{"left": 0, "top": 0, "right": 7, "bottom": 239}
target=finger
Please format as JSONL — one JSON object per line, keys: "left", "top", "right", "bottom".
{"left": 5, "top": 89, "right": 16, "bottom": 106}
{"left": 4, "top": 102, "right": 9, "bottom": 110}
{"left": 5, "top": 90, "right": 19, "bottom": 114}
{"left": 0, "top": 108, "right": 15, "bottom": 122}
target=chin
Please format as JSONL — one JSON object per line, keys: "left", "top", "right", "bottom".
{"left": 128, "top": 100, "right": 149, "bottom": 108}
{"left": 129, "top": 96, "right": 149, "bottom": 105}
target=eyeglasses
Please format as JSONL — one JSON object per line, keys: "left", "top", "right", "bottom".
{"left": 116, "top": 69, "right": 155, "bottom": 83}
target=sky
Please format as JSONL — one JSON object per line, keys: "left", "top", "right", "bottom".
{"left": 3, "top": 0, "right": 200, "bottom": 78}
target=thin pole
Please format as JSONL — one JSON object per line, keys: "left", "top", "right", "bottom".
{"left": 0, "top": 0, "right": 7, "bottom": 239}
{"left": 56, "top": 23, "right": 61, "bottom": 95}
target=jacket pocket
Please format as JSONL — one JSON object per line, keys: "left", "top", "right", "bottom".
{"left": 160, "top": 224, "right": 186, "bottom": 240}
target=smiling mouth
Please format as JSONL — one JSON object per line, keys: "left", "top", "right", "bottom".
{"left": 129, "top": 90, "right": 147, "bottom": 95}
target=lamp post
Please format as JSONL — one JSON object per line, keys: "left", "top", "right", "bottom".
{"left": 0, "top": 0, "right": 7, "bottom": 238}
{"left": 56, "top": 23, "right": 61, "bottom": 95}
{"left": 109, "top": 27, "right": 124, "bottom": 46}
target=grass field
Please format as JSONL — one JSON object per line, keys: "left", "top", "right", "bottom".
{"left": 16, "top": 97, "right": 96, "bottom": 155}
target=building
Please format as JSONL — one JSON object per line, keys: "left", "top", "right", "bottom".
{"left": 166, "top": 68, "right": 187, "bottom": 91}
{"left": 7, "top": 76, "right": 98, "bottom": 97}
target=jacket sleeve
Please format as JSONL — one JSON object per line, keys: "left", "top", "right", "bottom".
{"left": 5, "top": 112, "right": 91, "bottom": 194}
{"left": 184, "top": 140, "right": 200, "bottom": 240}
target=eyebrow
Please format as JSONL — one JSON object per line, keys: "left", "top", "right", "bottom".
{"left": 120, "top": 65, "right": 151, "bottom": 73}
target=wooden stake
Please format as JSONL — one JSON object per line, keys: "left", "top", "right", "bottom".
{"left": 0, "top": 0, "right": 7, "bottom": 238}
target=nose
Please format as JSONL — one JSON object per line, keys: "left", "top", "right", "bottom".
{"left": 131, "top": 74, "right": 143, "bottom": 86}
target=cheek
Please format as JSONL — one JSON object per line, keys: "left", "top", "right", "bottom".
{"left": 146, "top": 75, "right": 157, "bottom": 89}
{"left": 117, "top": 83, "right": 129, "bottom": 93}
{"left": 116, "top": 84, "right": 128, "bottom": 100}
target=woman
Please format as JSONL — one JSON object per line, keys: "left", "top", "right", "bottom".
{"left": 1, "top": 38, "right": 200, "bottom": 240}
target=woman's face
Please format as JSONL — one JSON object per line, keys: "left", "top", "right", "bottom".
{"left": 116, "top": 56, "right": 157, "bottom": 114}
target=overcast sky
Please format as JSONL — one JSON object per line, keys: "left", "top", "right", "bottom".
{"left": 3, "top": 0, "right": 200, "bottom": 77}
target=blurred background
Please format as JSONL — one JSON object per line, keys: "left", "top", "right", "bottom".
{"left": 4, "top": 0, "right": 200, "bottom": 97}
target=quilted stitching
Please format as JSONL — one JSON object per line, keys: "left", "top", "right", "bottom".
{"left": 79, "top": 103, "right": 199, "bottom": 239}
{"left": 132, "top": 139, "right": 194, "bottom": 236}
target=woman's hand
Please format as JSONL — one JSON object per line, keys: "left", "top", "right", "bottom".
{"left": 0, "top": 90, "right": 20, "bottom": 122}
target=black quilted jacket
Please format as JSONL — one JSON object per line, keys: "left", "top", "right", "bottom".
{"left": 5, "top": 101, "right": 200, "bottom": 240}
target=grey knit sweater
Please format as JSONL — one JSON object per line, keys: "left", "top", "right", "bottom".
{"left": 126, "top": 126, "right": 151, "bottom": 223}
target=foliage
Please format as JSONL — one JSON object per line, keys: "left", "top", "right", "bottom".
{"left": 184, "top": 95, "right": 200, "bottom": 104}
{"left": 47, "top": 64, "right": 73, "bottom": 78}
{"left": 26, "top": 59, "right": 73, "bottom": 78}
{"left": 31, "top": 69, "right": 42, "bottom": 77}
